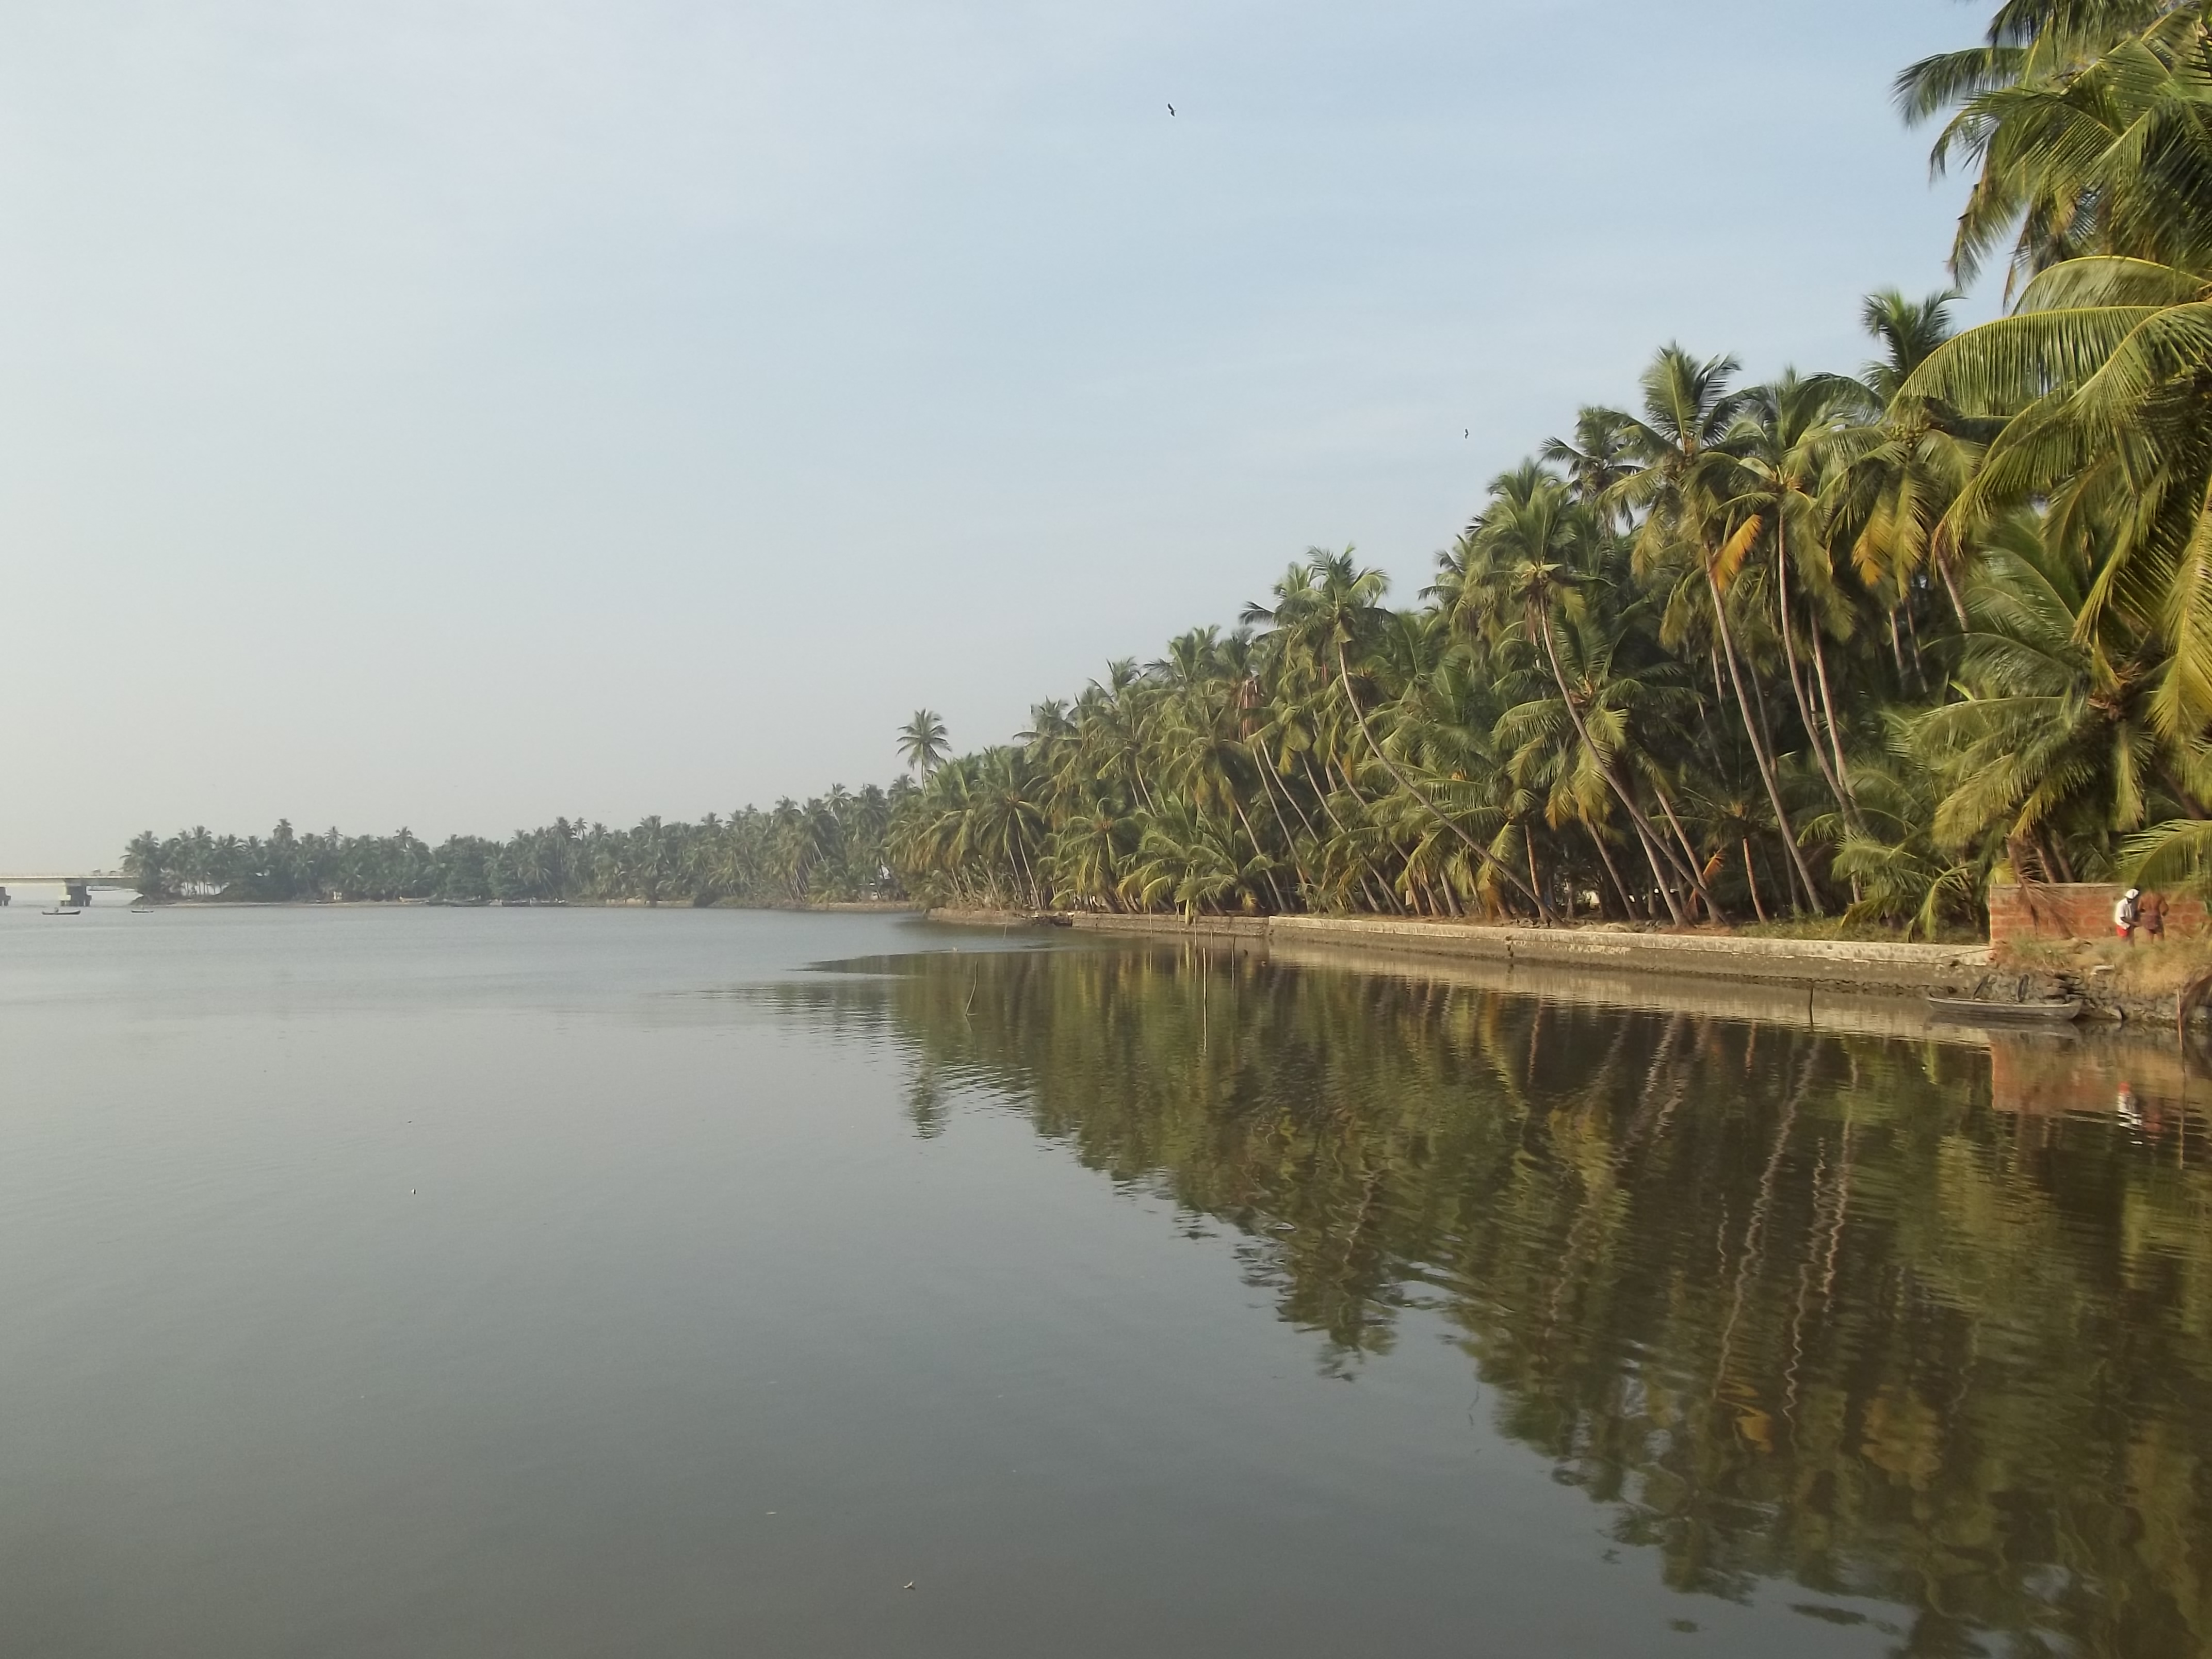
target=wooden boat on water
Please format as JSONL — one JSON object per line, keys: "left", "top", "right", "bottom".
{"left": 41, "top": 906, "right": 83, "bottom": 917}
{"left": 1928, "top": 997, "right": 2083, "bottom": 1024}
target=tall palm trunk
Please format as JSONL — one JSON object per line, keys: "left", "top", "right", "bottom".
{"left": 1772, "top": 525, "right": 1859, "bottom": 831}
{"left": 1335, "top": 642, "right": 1553, "bottom": 920}
{"left": 1742, "top": 839, "right": 1769, "bottom": 924}
{"left": 1705, "top": 564, "right": 1823, "bottom": 913}
{"left": 1779, "top": 611, "right": 1853, "bottom": 827}
{"left": 1807, "top": 608, "right": 1856, "bottom": 815}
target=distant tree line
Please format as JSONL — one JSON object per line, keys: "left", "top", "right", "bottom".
{"left": 122, "top": 787, "right": 911, "bottom": 905}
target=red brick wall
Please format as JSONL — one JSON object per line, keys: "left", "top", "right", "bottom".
{"left": 1987, "top": 883, "right": 2206, "bottom": 946}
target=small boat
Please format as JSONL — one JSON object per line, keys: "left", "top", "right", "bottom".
{"left": 1927, "top": 997, "right": 2083, "bottom": 1023}
{"left": 41, "top": 906, "right": 83, "bottom": 917}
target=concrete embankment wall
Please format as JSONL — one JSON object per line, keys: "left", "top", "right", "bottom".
{"left": 1039, "top": 913, "right": 1991, "bottom": 997}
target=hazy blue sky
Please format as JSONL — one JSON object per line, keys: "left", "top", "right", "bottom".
{"left": 2, "top": 2, "right": 1987, "bottom": 868}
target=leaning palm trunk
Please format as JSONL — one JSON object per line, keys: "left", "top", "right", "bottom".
{"left": 1935, "top": 550, "right": 1967, "bottom": 629}
{"left": 1303, "top": 750, "right": 1391, "bottom": 914}
{"left": 1630, "top": 822, "right": 1689, "bottom": 924}
{"left": 1010, "top": 833, "right": 1044, "bottom": 910}
{"left": 1532, "top": 602, "right": 1712, "bottom": 923}
{"left": 1249, "top": 754, "right": 1316, "bottom": 902}
{"left": 1594, "top": 766, "right": 1688, "bottom": 922}
{"left": 1272, "top": 753, "right": 1327, "bottom": 844}
{"left": 1319, "top": 749, "right": 1411, "bottom": 915}
{"left": 1649, "top": 778, "right": 1724, "bottom": 924}
{"left": 1335, "top": 643, "right": 1553, "bottom": 920}
{"left": 1228, "top": 794, "right": 1288, "bottom": 912}
{"left": 1583, "top": 821, "right": 1637, "bottom": 918}
{"left": 1704, "top": 564, "right": 1824, "bottom": 912}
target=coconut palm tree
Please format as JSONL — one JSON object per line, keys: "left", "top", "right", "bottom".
{"left": 1906, "top": 249, "right": 2212, "bottom": 739}
{"left": 1714, "top": 370, "right": 1874, "bottom": 828}
{"left": 1245, "top": 549, "right": 1553, "bottom": 918}
{"left": 1824, "top": 290, "right": 1985, "bottom": 630}
{"left": 1454, "top": 462, "right": 1718, "bottom": 921}
{"left": 1916, "top": 510, "right": 2209, "bottom": 873}
{"left": 1601, "top": 347, "right": 1828, "bottom": 911}
{"left": 1898, "top": 2, "right": 2212, "bottom": 288}
{"left": 898, "top": 709, "right": 951, "bottom": 777}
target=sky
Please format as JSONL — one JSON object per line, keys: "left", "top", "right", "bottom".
{"left": 0, "top": 1, "right": 1990, "bottom": 869}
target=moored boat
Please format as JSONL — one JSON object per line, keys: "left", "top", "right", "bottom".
{"left": 1928, "top": 997, "right": 2083, "bottom": 1023}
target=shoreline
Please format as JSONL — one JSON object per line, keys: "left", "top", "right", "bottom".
{"left": 928, "top": 907, "right": 1990, "bottom": 996}
{"left": 922, "top": 907, "right": 2210, "bottom": 1038}
{"left": 75, "top": 897, "right": 925, "bottom": 914}
{"left": 63, "top": 897, "right": 2199, "bottom": 1034}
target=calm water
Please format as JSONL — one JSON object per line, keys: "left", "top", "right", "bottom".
{"left": 3, "top": 905, "right": 2208, "bottom": 1657}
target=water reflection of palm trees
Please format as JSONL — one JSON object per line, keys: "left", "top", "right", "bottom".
{"left": 769, "top": 945, "right": 2212, "bottom": 1655}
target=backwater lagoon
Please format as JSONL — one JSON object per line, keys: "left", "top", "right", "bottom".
{"left": 2, "top": 906, "right": 2206, "bottom": 1656}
